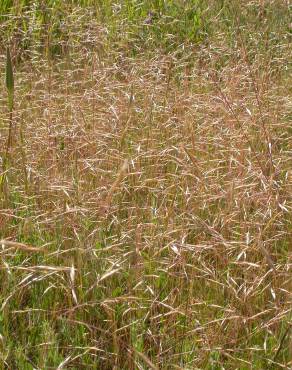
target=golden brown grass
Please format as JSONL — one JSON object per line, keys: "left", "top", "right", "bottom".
{"left": 0, "top": 1, "right": 291, "bottom": 369}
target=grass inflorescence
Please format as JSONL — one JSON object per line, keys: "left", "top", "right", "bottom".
{"left": 0, "top": 1, "right": 291, "bottom": 369}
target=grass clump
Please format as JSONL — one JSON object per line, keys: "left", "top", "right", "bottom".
{"left": 0, "top": 0, "right": 291, "bottom": 369}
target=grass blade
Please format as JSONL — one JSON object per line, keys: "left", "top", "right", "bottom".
{"left": 5, "top": 47, "right": 14, "bottom": 111}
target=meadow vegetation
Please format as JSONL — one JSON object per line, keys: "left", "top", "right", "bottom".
{"left": 0, "top": 0, "right": 291, "bottom": 368}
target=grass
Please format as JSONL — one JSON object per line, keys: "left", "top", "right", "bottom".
{"left": 0, "top": 0, "right": 291, "bottom": 369}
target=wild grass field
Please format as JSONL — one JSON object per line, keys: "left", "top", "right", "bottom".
{"left": 0, "top": 0, "right": 291, "bottom": 369}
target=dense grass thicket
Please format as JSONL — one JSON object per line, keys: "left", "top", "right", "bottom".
{"left": 0, "top": 1, "right": 291, "bottom": 369}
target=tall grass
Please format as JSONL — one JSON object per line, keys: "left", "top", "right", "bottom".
{"left": 0, "top": 1, "right": 291, "bottom": 369}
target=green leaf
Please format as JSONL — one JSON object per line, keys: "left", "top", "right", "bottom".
{"left": 5, "top": 47, "right": 14, "bottom": 111}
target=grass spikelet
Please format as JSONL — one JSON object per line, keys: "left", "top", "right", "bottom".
{"left": 0, "top": 239, "right": 45, "bottom": 253}
{"left": 104, "top": 159, "right": 129, "bottom": 208}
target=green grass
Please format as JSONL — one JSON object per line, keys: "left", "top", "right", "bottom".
{"left": 0, "top": 0, "right": 291, "bottom": 369}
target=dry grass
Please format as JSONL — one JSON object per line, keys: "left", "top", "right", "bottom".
{"left": 0, "top": 1, "right": 291, "bottom": 369}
